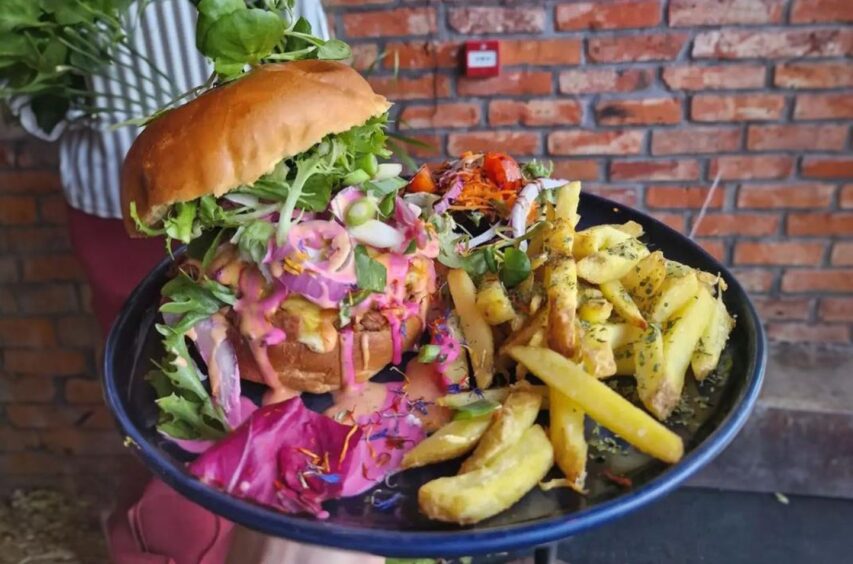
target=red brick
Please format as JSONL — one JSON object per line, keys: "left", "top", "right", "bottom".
{"left": 730, "top": 268, "right": 776, "bottom": 292}
{"left": 794, "top": 94, "right": 853, "bottom": 120}
{"left": 22, "top": 255, "right": 85, "bottom": 282}
{"left": 843, "top": 185, "right": 853, "bottom": 208}
{"left": 0, "top": 452, "right": 64, "bottom": 475}
{"left": 384, "top": 42, "right": 459, "bottom": 70}
{"left": 790, "top": 0, "right": 853, "bottom": 23}
{"left": 400, "top": 103, "right": 481, "bottom": 129}
{"left": 502, "top": 39, "right": 582, "bottom": 66}
{"left": 79, "top": 406, "right": 115, "bottom": 430}
{"left": 367, "top": 75, "right": 451, "bottom": 101}
{"left": 669, "top": 0, "right": 784, "bottom": 25}
{"left": 57, "top": 315, "right": 101, "bottom": 348}
{"left": 819, "top": 297, "right": 853, "bottom": 321}
{"left": 0, "top": 375, "right": 54, "bottom": 402}
{"left": 610, "top": 160, "right": 700, "bottom": 181}
{"left": 747, "top": 124, "right": 848, "bottom": 151}
{"left": 0, "top": 171, "right": 62, "bottom": 193}
{"left": 552, "top": 160, "right": 602, "bottom": 181}
{"left": 559, "top": 69, "right": 652, "bottom": 94}
{"left": 691, "top": 213, "right": 780, "bottom": 236}
{"left": 737, "top": 183, "right": 834, "bottom": 209}
{"left": 691, "top": 94, "right": 785, "bottom": 122}
{"left": 325, "top": 0, "right": 391, "bottom": 4}
{"left": 588, "top": 33, "right": 688, "bottom": 63}
{"left": 4, "top": 349, "right": 87, "bottom": 375}
{"left": 448, "top": 6, "right": 545, "bottom": 33}
{"left": 0, "top": 257, "right": 16, "bottom": 282}
{"left": 663, "top": 65, "right": 766, "bottom": 90}
{"left": 65, "top": 378, "right": 103, "bottom": 404}
{"left": 774, "top": 62, "right": 853, "bottom": 89}
{"left": 646, "top": 185, "right": 725, "bottom": 209}
{"left": 556, "top": 1, "right": 661, "bottom": 30}
{"left": 782, "top": 269, "right": 853, "bottom": 292}
{"left": 733, "top": 241, "right": 824, "bottom": 266}
{"left": 0, "top": 319, "right": 56, "bottom": 347}
{"left": 753, "top": 297, "right": 813, "bottom": 321}
{"left": 548, "top": 130, "right": 644, "bottom": 156}
{"left": 767, "top": 323, "right": 849, "bottom": 343}
{"left": 0, "top": 226, "right": 70, "bottom": 253}
{"left": 349, "top": 43, "right": 380, "bottom": 71}
{"left": 0, "top": 428, "right": 39, "bottom": 451}
{"left": 39, "top": 194, "right": 68, "bottom": 224}
{"left": 16, "top": 284, "right": 79, "bottom": 314}
{"left": 0, "top": 196, "right": 37, "bottom": 225}
{"left": 802, "top": 157, "right": 853, "bottom": 179}
{"left": 697, "top": 239, "right": 727, "bottom": 261}
{"left": 343, "top": 8, "right": 436, "bottom": 37}
{"left": 490, "top": 100, "right": 581, "bottom": 127}
{"left": 693, "top": 29, "right": 852, "bottom": 59}
{"left": 0, "top": 287, "right": 17, "bottom": 315}
{"left": 458, "top": 71, "right": 552, "bottom": 97}
{"left": 447, "top": 132, "right": 540, "bottom": 157}
{"left": 650, "top": 212, "right": 687, "bottom": 232}
{"left": 831, "top": 242, "right": 853, "bottom": 265}
{"left": 710, "top": 156, "right": 794, "bottom": 180}
{"left": 651, "top": 127, "right": 741, "bottom": 155}
{"left": 583, "top": 185, "right": 640, "bottom": 207}
{"left": 6, "top": 405, "right": 91, "bottom": 429}
{"left": 40, "top": 429, "right": 123, "bottom": 456}
{"left": 400, "top": 134, "right": 443, "bottom": 159}
{"left": 787, "top": 213, "right": 853, "bottom": 236}
{"left": 596, "top": 98, "right": 681, "bottom": 126}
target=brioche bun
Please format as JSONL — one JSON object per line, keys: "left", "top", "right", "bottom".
{"left": 121, "top": 60, "right": 391, "bottom": 235}
{"left": 235, "top": 314, "right": 424, "bottom": 394}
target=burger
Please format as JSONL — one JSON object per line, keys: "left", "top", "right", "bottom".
{"left": 124, "top": 60, "right": 438, "bottom": 440}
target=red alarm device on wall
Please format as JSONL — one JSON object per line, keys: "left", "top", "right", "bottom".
{"left": 464, "top": 40, "right": 500, "bottom": 78}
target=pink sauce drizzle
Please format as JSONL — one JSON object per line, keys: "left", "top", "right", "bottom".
{"left": 339, "top": 327, "right": 360, "bottom": 392}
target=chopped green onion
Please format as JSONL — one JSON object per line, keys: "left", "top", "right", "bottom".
{"left": 357, "top": 154, "right": 379, "bottom": 177}
{"left": 345, "top": 199, "right": 376, "bottom": 227}
{"left": 344, "top": 169, "right": 371, "bottom": 186}
{"left": 417, "top": 344, "right": 442, "bottom": 363}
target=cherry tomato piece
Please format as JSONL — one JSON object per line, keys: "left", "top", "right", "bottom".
{"left": 408, "top": 165, "right": 437, "bottom": 193}
{"left": 482, "top": 153, "right": 523, "bottom": 189}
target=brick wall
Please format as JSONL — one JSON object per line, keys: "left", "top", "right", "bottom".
{"left": 0, "top": 132, "right": 125, "bottom": 493}
{"left": 0, "top": 0, "right": 851, "bottom": 492}
{"left": 331, "top": 0, "right": 853, "bottom": 343}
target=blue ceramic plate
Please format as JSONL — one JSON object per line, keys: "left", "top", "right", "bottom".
{"left": 103, "top": 193, "right": 766, "bottom": 559}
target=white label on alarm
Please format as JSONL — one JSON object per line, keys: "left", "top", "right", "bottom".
{"left": 467, "top": 50, "right": 497, "bottom": 69}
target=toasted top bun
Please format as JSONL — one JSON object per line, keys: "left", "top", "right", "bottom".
{"left": 121, "top": 60, "right": 391, "bottom": 235}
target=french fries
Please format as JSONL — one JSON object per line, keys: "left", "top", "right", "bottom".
{"left": 577, "top": 238, "right": 650, "bottom": 284}
{"left": 622, "top": 250, "right": 667, "bottom": 303}
{"left": 599, "top": 280, "right": 647, "bottom": 329}
{"left": 448, "top": 269, "right": 495, "bottom": 389}
{"left": 509, "top": 346, "right": 684, "bottom": 463}
{"left": 436, "top": 385, "right": 548, "bottom": 409}
{"left": 655, "top": 285, "right": 716, "bottom": 419}
{"left": 476, "top": 276, "right": 516, "bottom": 325}
{"left": 613, "top": 344, "right": 635, "bottom": 375}
{"left": 691, "top": 289, "right": 735, "bottom": 381}
{"left": 442, "top": 312, "right": 470, "bottom": 386}
{"left": 547, "top": 256, "right": 579, "bottom": 357}
{"left": 579, "top": 323, "right": 616, "bottom": 378}
{"left": 402, "top": 417, "right": 492, "bottom": 469}
{"left": 647, "top": 269, "right": 699, "bottom": 323}
{"left": 555, "top": 181, "right": 582, "bottom": 227}
{"left": 573, "top": 225, "right": 632, "bottom": 259}
{"left": 459, "top": 390, "right": 542, "bottom": 473}
{"left": 578, "top": 298, "right": 613, "bottom": 324}
{"left": 634, "top": 323, "right": 669, "bottom": 420}
{"left": 549, "top": 388, "right": 588, "bottom": 492}
{"left": 418, "top": 425, "right": 554, "bottom": 525}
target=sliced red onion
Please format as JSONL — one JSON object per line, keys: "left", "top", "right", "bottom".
{"left": 329, "top": 186, "right": 364, "bottom": 224}
{"left": 511, "top": 178, "right": 571, "bottom": 241}
{"left": 348, "top": 219, "right": 405, "bottom": 249}
{"left": 434, "top": 176, "right": 463, "bottom": 215}
{"left": 279, "top": 271, "right": 353, "bottom": 309}
{"left": 190, "top": 314, "right": 243, "bottom": 429}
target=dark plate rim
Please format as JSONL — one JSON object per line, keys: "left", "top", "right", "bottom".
{"left": 103, "top": 192, "right": 767, "bottom": 558}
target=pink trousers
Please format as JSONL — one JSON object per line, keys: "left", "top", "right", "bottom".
{"left": 67, "top": 206, "right": 235, "bottom": 564}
